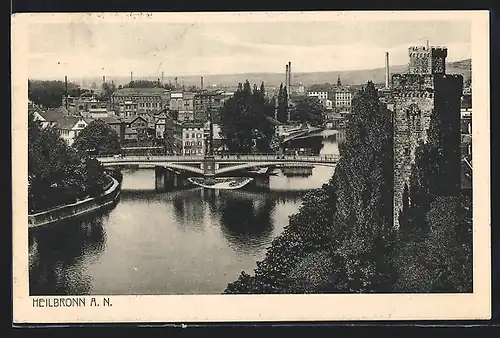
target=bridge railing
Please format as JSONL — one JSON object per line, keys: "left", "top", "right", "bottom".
{"left": 97, "top": 153, "right": 340, "bottom": 162}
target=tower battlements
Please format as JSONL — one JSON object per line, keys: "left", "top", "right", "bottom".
{"left": 407, "top": 44, "right": 448, "bottom": 75}
{"left": 408, "top": 45, "right": 447, "bottom": 53}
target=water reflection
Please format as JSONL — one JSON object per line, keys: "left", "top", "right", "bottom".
{"left": 218, "top": 191, "right": 275, "bottom": 255}
{"left": 29, "top": 213, "right": 108, "bottom": 296}
{"left": 28, "top": 130, "right": 345, "bottom": 295}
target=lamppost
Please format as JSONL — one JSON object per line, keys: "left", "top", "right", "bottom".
{"left": 205, "top": 108, "right": 214, "bottom": 158}
{"left": 203, "top": 108, "right": 216, "bottom": 176}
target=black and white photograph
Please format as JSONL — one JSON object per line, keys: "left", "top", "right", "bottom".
{"left": 12, "top": 11, "right": 490, "bottom": 323}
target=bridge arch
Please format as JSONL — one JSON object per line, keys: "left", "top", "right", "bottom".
{"left": 215, "top": 161, "right": 337, "bottom": 175}
{"left": 100, "top": 161, "right": 204, "bottom": 175}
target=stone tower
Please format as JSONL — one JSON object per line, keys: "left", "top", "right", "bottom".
{"left": 390, "top": 44, "right": 463, "bottom": 229}
{"left": 408, "top": 45, "right": 448, "bottom": 75}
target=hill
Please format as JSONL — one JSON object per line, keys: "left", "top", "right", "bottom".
{"left": 37, "top": 59, "right": 471, "bottom": 90}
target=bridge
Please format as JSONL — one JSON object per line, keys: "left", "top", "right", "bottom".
{"left": 280, "top": 127, "right": 324, "bottom": 144}
{"left": 96, "top": 153, "right": 340, "bottom": 176}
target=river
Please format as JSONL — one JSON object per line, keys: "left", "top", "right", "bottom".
{"left": 28, "top": 129, "right": 344, "bottom": 295}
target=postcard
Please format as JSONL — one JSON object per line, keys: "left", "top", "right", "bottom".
{"left": 12, "top": 10, "right": 491, "bottom": 323}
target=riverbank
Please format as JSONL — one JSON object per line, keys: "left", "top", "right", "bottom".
{"left": 28, "top": 175, "right": 122, "bottom": 229}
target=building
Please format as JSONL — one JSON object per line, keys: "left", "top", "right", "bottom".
{"left": 124, "top": 127, "right": 138, "bottom": 142}
{"left": 154, "top": 110, "right": 175, "bottom": 140}
{"left": 169, "top": 91, "right": 195, "bottom": 122}
{"left": 211, "top": 123, "right": 228, "bottom": 154}
{"left": 62, "top": 94, "right": 109, "bottom": 115}
{"left": 389, "top": 44, "right": 463, "bottom": 229}
{"left": 53, "top": 116, "right": 93, "bottom": 146}
{"left": 125, "top": 115, "right": 155, "bottom": 142}
{"left": 194, "top": 91, "right": 225, "bottom": 122}
{"left": 290, "top": 83, "right": 306, "bottom": 96}
{"left": 81, "top": 108, "right": 111, "bottom": 119}
{"left": 408, "top": 43, "right": 447, "bottom": 75}
{"left": 111, "top": 88, "right": 169, "bottom": 116}
{"left": 31, "top": 108, "right": 63, "bottom": 129}
{"left": 333, "top": 76, "right": 353, "bottom": 114}
{"left": 173, "top": 121, "right": 206, "bottom": 156}
{"left": 307, "top": 91, "right": 329, "bottom": 105}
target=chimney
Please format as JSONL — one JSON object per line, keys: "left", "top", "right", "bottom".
{"left": 201, "top": 76, "right": 204, "bottom": 90}
{"left": 130, "top": 71, "right": 133, "bottom": 82}
{"left": 175, "top": 77, "right": 178, "bottom": 88}
{"left": 161, "top": 71, "right": 164, "bottom": 85}
{"left": 64, "top": 76, "right": 68, "bottom": 110}
{"left": 285, "top": 64, "right": 289, "bottom": 90}
{"left": 385, "top": 52, "right": 390, "bottom": 89}
{"left": 103, "top": 75, "right": 106, "bottom": 85}
{"left": 426, "top": 39, "right": 429, "bottom": 49}
{"left": 288, "top": 61, "right": 292, "bottom": 88}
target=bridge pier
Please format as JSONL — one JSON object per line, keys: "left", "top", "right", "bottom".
{"left": 203, "top": 156, "right": 216, "bottom": 176}
{"left": 155, "top": 166, "right": 166, "bottom": 192}
{"left": 155, "top": 166, "right": 191, "bottom": 192}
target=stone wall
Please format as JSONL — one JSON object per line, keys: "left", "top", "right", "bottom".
{"left": 390, "top": 73, "right": 463, "bottom": 228}
{"left": 392, "top": 91, "right": 434, "bottom": 228}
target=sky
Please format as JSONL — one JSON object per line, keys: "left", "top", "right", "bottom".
{"left": 27, "top": 16, "right": 472, "bottom": 79}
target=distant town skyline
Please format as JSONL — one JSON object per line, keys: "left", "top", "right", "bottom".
{"left": 27, "top": 14, "right": 471, "bottom": 79}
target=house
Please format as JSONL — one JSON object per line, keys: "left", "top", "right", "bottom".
{"left": 173, "top": 121, "right": 205, "bottom": 155}
{"left": 124, "top": 127, "right": 138, "bottom": 142}
{"left": 33, "top": 107, "right": 70, "bottom": 129}
{"left": 81, "top": 108, "right": 111, "bottom": 119}
{"left": 126, "top": 115, "right": 154, "bottom": 141}
{"left": 155, "top": 116, "right": 167, "bottom": 139}
{"left": 210, "top": 123, "right": 228, "bottom": 154}
{"left": 53, "top": 116, "right": 93, "bottom": 146}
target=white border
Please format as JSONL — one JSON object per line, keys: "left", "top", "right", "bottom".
{"left": 12, "top": 11, "right": 491, "bottom": 323}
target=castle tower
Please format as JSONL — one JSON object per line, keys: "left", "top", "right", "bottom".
{"left": 408, "top": 43, "right": 447, "bottom": 75}
{"left": 391, "top": 44, "right": 462, "bottom": 229}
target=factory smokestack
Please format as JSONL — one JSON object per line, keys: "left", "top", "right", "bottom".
{"left": 64, "top": 76, "right": 68, "bottom": 110}
{"left": 161, "top": 71, "right": 164, "bottom": 86}
{"left": 285, "top": 64, "right": 289, "bottom": 91}
{"left": 385, "top": 52, "right": 390, "bottom": 89}
{"left": 288, "top": 61, "right": 292, "bottom": 89}
{"left": 201, "top": 76, "right": 204, "bottom": 90}
{"left": 103, "top": 76, "right": 106, "bottom": 85}
{"left": 130, "top": 71, "right": 133, "bottom": 82}
{"left": 175, "top": 77, "right": 178, "bottom": 88}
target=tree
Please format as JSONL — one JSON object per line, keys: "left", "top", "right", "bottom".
{"left": 123, "top": 79, "right": 163, "bottom": 89}
{"left": 276, "top": 83, "right": 289, "bottom": 124}
{"left": 73, "top": 120, "right": 121, "bottom": 156}
{"left": 290, "top": 96, "right": 325, "bottom": 126}
{"left": 97, "top": 81, "right": 117, "bottom": 101}
{"left": 225, "top": 81, "right": 396, "bottom": 294}
{"left": 218, "top": 79, "right": 275, "bottom": 153}
{"left": 28, "top": 112, "right": 107, "bottom": 212}
{"left": 393, "top": 196, "right": 472, "bottom": 292}
{"left": 28, "top": 80, "right": 80, "bottom": 108}
{"left": 164, "top": 82, "right": 176, "bottom": 90}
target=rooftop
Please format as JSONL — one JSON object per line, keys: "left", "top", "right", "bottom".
{"left": 96, "top": 115, "right": 122, "bottom": 124}
{"left": 113, "top": 88, "right": 168, "bottom": 96}
{"left": 54, "top": 116, "right": 92, "bottom": 130}
{"left": 38, "top": 107, "right": 70, "bottom": 122}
